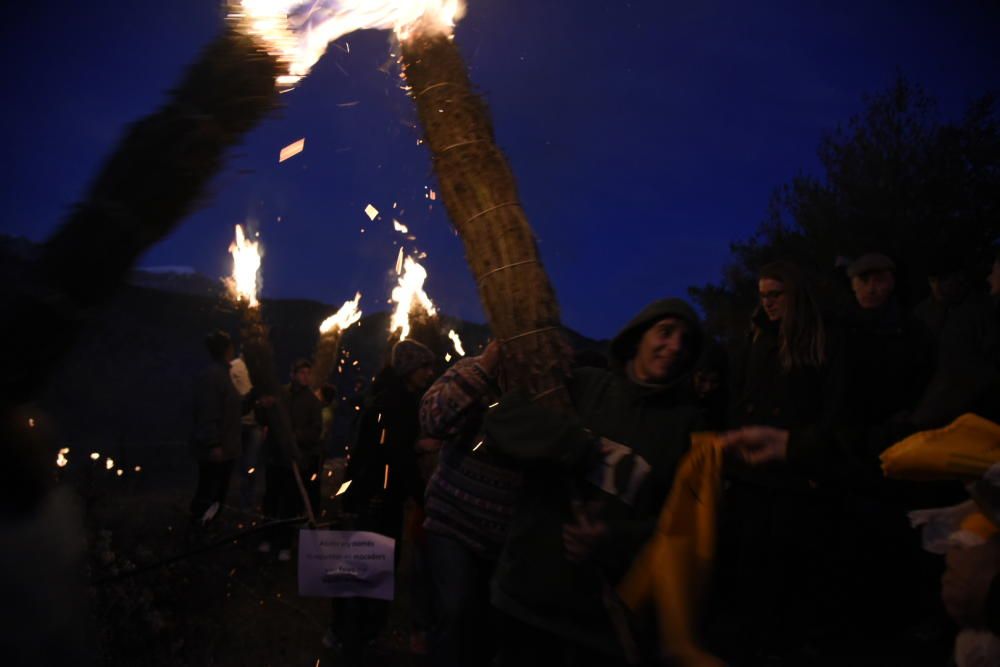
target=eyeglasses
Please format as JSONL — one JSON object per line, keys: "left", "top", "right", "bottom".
{"left": 759, "top": 290, "right": 785, "bottom": 302}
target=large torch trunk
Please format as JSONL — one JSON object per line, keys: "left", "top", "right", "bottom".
{"left": 3, "top": 32, "right": 279, "bottom": 408}
{"left": 310, "top": 330, "right": 343, "bottom": 391}
{"left": 400, "top": 35, "right": 572, "bottom": 412}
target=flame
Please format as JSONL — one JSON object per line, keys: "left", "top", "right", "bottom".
{"left": 226, "top": 224, "right": 262, "bottom": 308}
{"left": 319, "top": 292, "right": 363, "bottom": 334}
{"left": 231, "top": 0, "right": 465, "bottom": 87}
{"left": 390, "top": 255, "right": 436, "bottom": 340}
{"left": 448, "top": 329, "right": 465, "bottom": 356}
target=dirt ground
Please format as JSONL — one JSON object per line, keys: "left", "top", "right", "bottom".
{"left": 79, "top": 449, "right": 421, "bottom": 667}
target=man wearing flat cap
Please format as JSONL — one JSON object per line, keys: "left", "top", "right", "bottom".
{"left": 841, "top": 252, "right": 940, "bottom": 635}
{"left": 847, "top": 253, "right": 896, "bottom": 311}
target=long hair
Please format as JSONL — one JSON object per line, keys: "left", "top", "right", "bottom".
{"left": 758, "top": 261, "right": 827, "bottom": 371}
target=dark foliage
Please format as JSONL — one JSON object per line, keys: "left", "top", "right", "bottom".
{"left": 690, "top": 77, "right": 1000, "bottom": 341}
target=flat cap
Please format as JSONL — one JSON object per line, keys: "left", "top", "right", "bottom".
{"left": 847, "top": 253, "right": 895, "bottom": 278}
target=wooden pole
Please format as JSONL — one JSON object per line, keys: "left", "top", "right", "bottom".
{"left": 239, "top": 304, "right": 317, "bottom": 525}
{"left": 400, "top": 34, "right": 572, "bottom": 412}
{"left": 310, "top": 330, "right": 343, "bottom": 392}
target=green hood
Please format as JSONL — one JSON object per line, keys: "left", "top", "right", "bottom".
{"left": 608, "top": 297, "right": 703, "bottom": 371}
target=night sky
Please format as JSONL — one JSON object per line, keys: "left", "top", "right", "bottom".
{"left": 2, "top": 1, "right": 998, "bottom": 339}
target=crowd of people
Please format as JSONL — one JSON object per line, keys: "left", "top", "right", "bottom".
{"left": 187, "top": 248, "right": 1000, "bottom": 666}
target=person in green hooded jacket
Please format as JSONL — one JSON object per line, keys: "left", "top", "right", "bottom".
{"left": 483, "top": 298, "right": 704, "bottom": 666}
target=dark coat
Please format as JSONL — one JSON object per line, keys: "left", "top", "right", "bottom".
{"left": 261, "top": 382, "right": 322, "bottom": 467}
{"left": 485, "top": 298, "right": 704, "bottom": 657}
{"left": 915, "top": 296, "right": 1000, "bottom": 428}
{"left": 190, "top": 361, "right": 242, "bottom": 461}
{"left": 284, "top": 382, "right": 322, "bottom": 457}
{"left": 730, "top": 309, "right": 846, "bottom": 434}
{"left": 845, "top": 299, "right": 936, "bottom": 428}
{"left": 344, "top": 367, "right": 424, "bottom": 524}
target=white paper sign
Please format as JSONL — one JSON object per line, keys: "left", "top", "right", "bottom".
{"left": 297, "top": 530, "right": 395, "bottom": 599}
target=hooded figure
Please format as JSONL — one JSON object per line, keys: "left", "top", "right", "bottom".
{"left": 484, "top": 298, "right": 704, "bottom": 665}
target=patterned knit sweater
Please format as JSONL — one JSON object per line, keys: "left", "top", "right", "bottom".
{"left": 419, "top": 356, "right": 523, "bottom": 558}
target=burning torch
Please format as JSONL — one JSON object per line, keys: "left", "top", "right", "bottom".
{"left": 225, "top": 224, "right": 317, "bottom": 525}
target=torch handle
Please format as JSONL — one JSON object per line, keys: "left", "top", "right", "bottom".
{"left": 291, "top": 462, "right": 317, "bottom": 527}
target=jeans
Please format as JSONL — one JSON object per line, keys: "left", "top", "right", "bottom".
{"left": 425, "top": 532, "right": 497, "bottom": 667}
{"left": 190, "top": 459, "right": 235, "bottom": 522}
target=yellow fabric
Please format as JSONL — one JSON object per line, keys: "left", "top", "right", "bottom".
{"left": 880, "top": 413, "right": 1000, "bottom": 481}
{"left": 616, "top": 433, "right": 725, "bottom": 666}
{"left": 960, "top": 510, "right": 999, "bottom": 541}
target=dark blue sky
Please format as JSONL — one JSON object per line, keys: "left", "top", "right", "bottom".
{"left": 2, "top": 1, "right": 998, "bottom": 339}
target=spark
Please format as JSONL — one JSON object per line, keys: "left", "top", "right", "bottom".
{"left": 278, "top": 137, "right": 305, "bottom": 162}
{"left": 106, "top": 458, "right": 115, "bottom": 470}
{"left": 116, "top": 469, "right": 124, "bottom": 477}
{"left": 383, "top": 465, "right": 390, "bottom": 489}
{"left": 90, "top": 452, "right": 100, "bottom": 461}
{"left": 310, "top": 473, "right": 318, "bottom": 481}
{"left": 448, "top": 329, "right": 466, "bottom": 356}
{"left": 336, "top": 480, "right": 352, "bottom": 496}
{"left": 28, "top": 418, "right": 35, "bottom": 428}
{"left": 472, "top": 440, "right": 484, "bottom": 452}
{"left": 393, "top": 219, "right": 409, "bottom": 234}
{"left": 134, "top": 466, "right": 142, "bottom": 473}
{"left": 445, "top": 353, "right": 452, "bottom": 362}
{"left": 364, "top": 204, "right": 379, "bottom": 221}
{"left": 248, "top": 467, "right": 256, "bottom": 475}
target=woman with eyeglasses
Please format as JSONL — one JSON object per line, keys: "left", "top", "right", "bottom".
{"left": 714, "top": 259, "right": 847, "bottom": 664}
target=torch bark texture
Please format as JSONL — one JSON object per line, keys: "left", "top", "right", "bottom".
{"left": 1, "top": 31, "right": 278, "bottom": 521}
{"left": 240, "top": 306, "right": 300, "bottom": 466}
{"left": 3, "top": 31, "right": 279, "bottom": 408}
{"left": 401, "top": 35, "right": 572, "bottom": 411}
{"left": 310, "top": 331, "right": 342, "bottom": 391}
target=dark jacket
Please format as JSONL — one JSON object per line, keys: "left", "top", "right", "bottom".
{"left": 190, "top": 361, "right": 242, "bottom": 461}
{"left": 730, "top": 309, "right": 846, "bottom": 432}
{"left": 261, "top": 382, "right": 322, "bottom": 467}
{"left": 915, "top": 296, "right": 1000, "bottom": 428}
{"left": 486, "top": 298, "right": 704, "bottom": 656}
{"left": 845, "top": 299, "right": 935, "bottom": 427}
{"left": 345, "top": 367, "right": 425, "bottom": 519}
{"left": 284, "top": 382, "right": 322, "bottom": 458}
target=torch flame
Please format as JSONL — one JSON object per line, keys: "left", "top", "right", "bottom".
{"left": 319, "top": 292, "right": 363, "bottom": 334}
{"left": 448, "top": 329, "right": 465, "bottom": 356}
{"left": 390, "top": 255, "right": 436, "bottom": 340}
{"left": 231, "top": 0, "right": 465, "bottom": 87}
{"left": 225, "top": 224, "right": 262, "bottom": 308}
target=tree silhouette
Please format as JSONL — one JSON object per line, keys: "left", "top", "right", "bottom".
{"left": 691, "top": 77, "right": 1000, "bottom": 341}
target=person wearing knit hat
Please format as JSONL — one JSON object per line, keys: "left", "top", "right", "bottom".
{"left": 392, "top": 339, "right": 438, "bottom": 391}
{"left": 335, "top": 338, "right": 440, "bottom": 662}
